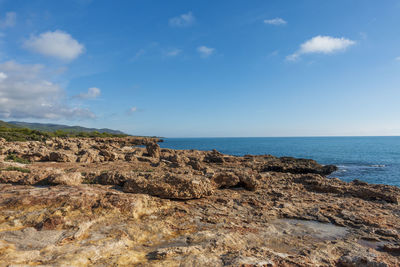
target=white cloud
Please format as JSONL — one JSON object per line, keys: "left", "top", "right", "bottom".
{"left": 396, "top": 56, "right": 400, "bottom": 61}
{"left": 169, "top": 12, "right": 195, "bottom": 27}
{"left": 287, "top": 35, "right": 356, "bottom": 61}
{"left": 24, "top": 30, "right": 85, "bottom": 61}
{"left": 132, "top": 48, "right": 146, "bottom": 61}
{"left": 197, "top": 46, "right": 215, "bottom": 58}
{"left": 0, "top": 61, "right": 94, "bottom": 119}
{"left": 0, "top": 12, "right": 16, "bottom": 28}
{"left": 0, "top": 72, "right": 7, "bottom": 81}
{"left": 264, "top": 18, "right": 287, "bottom": 25}
{"left": 74, "top": 87, "right": 101, "bottom": 100}
{"left": 126, "top": 106, "right": 138, "bottom": 115}
{"left": 165, "top": 48, "right": 182, "bottom": 57}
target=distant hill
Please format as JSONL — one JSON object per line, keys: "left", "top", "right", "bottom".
{"left": 7, "top": 121, "right": 126, "bottom": 135}
{"left": 0, "top": 120, "right": 18, "bottom": 128}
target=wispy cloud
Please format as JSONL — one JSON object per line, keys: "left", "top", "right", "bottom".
{"left": 197, "top": 46, "right": 215, "bottom": 58}
{"left": 24, "top": 30, "right": 85, "bottom": 61}
{"left": 395, "top": 56, "right": 400, "bottom": 61}
{"left": 287, "top": 35, "right": 356, "bottom": 61}
{"left": 0, "top": 12, "right": 16, "bottom": 28}
{"left": 73, "top": 87, "right": 101, "bottom": 100}
{"left": 126, "top": 106, "right": 138, "bottom": 115}
{"left": 165, "top": 48, "right": 182, "bottom": 57}
{"left": 132, "top": 48, "right": 146, "bottom": 61}
{"left": 264, "top": 18, "right": 287, "bottom": 26}
{"left": 169, "top": 12, "right": 195, "bottom": 27}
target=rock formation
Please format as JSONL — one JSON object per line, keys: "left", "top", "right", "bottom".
{"left": 0, "top": 137, "right": 399, "bottom": 266}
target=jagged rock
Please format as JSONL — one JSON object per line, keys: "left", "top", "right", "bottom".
{"left": 95, "top": 171, "right": 128, "bottom": 186}
{"left": 49, "top": 151, "right": 77, "bottom": 162}
{"left": 0, "top": 137, "right": 399, "bottom": 266}
{"left": 76, "top": 149, "right": 100, "bottom": 163}
{"left": 146, "top": 143, "right": 160, "bottom": 158}
{"left": 99, "top": 149, "right": 118, "bottom": 161}
{"left": 204, "top": 149, "right": 224, "bottom": 163}
{"left": 338, "top": 254, "right": 388, "bottom": 267}
{"left": 123, "top": 173, "right": 214, "bottom": 199}
{"left": 262, "top": 156, "right": 338, "bottom": 175}
{"left": 137, "top": 156, "right": 157, "bottom": 163}
{"left": 46, "top": 172, "right": 82, "bottom": 186}
{"left": 296, "top": 175, "right": 400, "bottom": 204}
{"left": 188, "top": 160, "right": 203, "bottom": 170}
{"left": 35, "top": 216, "right": 65, "bottom": 231}
{"left": 212, "top": 172, "right": 240, "bottom": 188}
{"left": 383, "top": 244, "right": 400, "bottom": 254}
{"left": 23, "top": 148, "right": 49, "bottom": 162}
{"left": 237, "top": 171, "right": 260, "bottom": 191}
{"left": 0, "top": 171, "right": 32, "bottom": 184}
{"left": 164, "top": 154, "right": 189, "bottom": 168}
{"left": 124, "top": 152, "right": 137, "bottom": 162}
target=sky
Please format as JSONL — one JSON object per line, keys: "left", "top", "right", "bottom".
{"left": 0, "top": 0, "right": 399, "bottom": 137}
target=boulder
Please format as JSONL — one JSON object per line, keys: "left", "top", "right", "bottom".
{"left": 49, "top": 151, "right": 77, "bottom": 162}
{"left": 146, "top": 143, "right": 160, "bottom": 158}
{"left": 204, "top": 150, "right": 224, "bottom": 163}
{"left": 123, "top": 173, "right": 214, "bottom": 199}
{"left": 99, "top": 149, "right": 118, "bottom": 161}
{"left": 237, "top": 171, "right": 260, "bottom": 191}
{"left": 262, "top": 157, "right": 338, "bottom": 175}
{"left": 76, "top": 149, "right": 100, "bottom": 163}
{"left": 124, "top": 153, "right": 137, "bottom": 162}
{"left": 212, "top": 172, "right": 240, "bottom": 188}
{"left": 47, "top": 172, "right": 82, "bottom": 186}
{"left": 95, "top": 171, "right": 128, "bottom": 186}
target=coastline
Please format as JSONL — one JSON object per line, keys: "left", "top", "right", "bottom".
{"left": 161, "top": 136, "right": 400, "bottom": 187}
{"left": 0, "top": 137, "right": 399, "bottom": 266}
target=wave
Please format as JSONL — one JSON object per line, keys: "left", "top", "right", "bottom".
{"left": 336, "top": 164, "right": 386, "bottom": 169}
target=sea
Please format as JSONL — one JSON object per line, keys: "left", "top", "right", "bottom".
{"left": 160, "top": 137, "right": 400, "bottom": 187}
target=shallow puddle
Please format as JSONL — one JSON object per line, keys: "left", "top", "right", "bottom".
{"left": 273, "top": 219, "right": 348, "bottom": 241}
{"left": 357, "top": 239, "right": 387, "bottom": 250}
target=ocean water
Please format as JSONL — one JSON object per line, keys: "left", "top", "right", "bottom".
{"left": 160, "top": 137, "right": 400, "bottom": 187}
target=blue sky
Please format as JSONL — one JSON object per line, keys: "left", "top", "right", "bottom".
{"left": 0, "top": 0, "right": 399, "bottom": 137}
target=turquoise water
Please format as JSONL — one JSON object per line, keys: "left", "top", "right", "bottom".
{"left": 160, "top": 137, "right": 400, "bottom": 187}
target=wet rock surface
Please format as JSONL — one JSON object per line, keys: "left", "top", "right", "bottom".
{"left": 0, "top": 137, "right": 399, "bottom": 266}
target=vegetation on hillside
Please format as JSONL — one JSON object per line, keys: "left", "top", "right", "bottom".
{"left": 7, "top": 121, "right": 125, "bottom": 135}
{"left": 0, "top": 120, "right": 128, "bottom": 142}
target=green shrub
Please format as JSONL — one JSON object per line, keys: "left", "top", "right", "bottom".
{"left": 2, "top": 166, "right": 31, "bottom": 173}
{"left": 5, "top": 154, "right": 30, "bottom": 164}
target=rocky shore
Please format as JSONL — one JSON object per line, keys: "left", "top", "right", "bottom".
{"left": 0, "top": 137, "right": 399, "bottom": 266}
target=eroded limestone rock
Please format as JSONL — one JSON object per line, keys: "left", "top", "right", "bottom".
{"left": 123, "top": 173, "right": 214, "bottom": 199}
{"left": 0, "top": 137, "right": 399, "bottom": 266}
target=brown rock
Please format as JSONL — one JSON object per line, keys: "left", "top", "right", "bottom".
{"left": 123, "top": 173, "right": 214, "bottom": 199}
{"left": 212, "top": 172, "right": 240, "bottom": 188}
{"left": 0, "top": 137, "right": 399, "bottom": 266}
{"left": 237, "top": 171, "right": 260, "bottom": 191}
{"left": 47, "top": 172, "right": 82, "bottom": 186}
{"left": 204, "top": 149, "right": 224, "bottom": 163}
{"left": 76, "top": 149, "right": 100, "bottom": 163}
{"left": 49, "top": 151, "right": 77, "bottom": 162}
{"left": 99, "top": 149, "right": 118, "bottom": 161}
{"left": 146, "top": 143, "right": 160, "bottom": 158}
{"left": 95, "top": 171, "right": 128, "bottom": 186}
{"left": 35, "top": 216, "right": 64, "bottom": 231}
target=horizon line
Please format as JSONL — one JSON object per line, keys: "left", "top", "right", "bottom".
{"left": 161, "top": 135, "right": 400, "bottom": 138}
